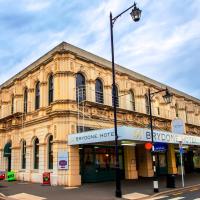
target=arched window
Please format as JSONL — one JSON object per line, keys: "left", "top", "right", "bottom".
{"left": 33, "top": 138, "right": 39, "bottom": 169}
{"left": 35, "top": 81, "right": 40, "bottom": 110}
{"left": 95, "top": 79, "right": 104, "bottom": 104}
{"left": 48, "top": 74, "right": 54, "bottom": 105}
{"left": 145, "top": 94, "right": 150, "bottom": 114}
{"left": 130, "top": 91, "right": 136, "bottom": 111}
{"left": 175, "top": 103, "right": 179, "bottom": 117}
{"left": 24, "top": 88, "right": 28, "bottom": 113}
{"left": 48, "top": 135, "right": 53, "bottom": 169}
{"left": 76, "top": 73, "right": 86, "bottom": 102}
{"left": 11, "top": 95, "right": 14, "bottom": 114}
{"left": 112, "top": 85, "right": 119, "bottom": 107}
{"left": 21, "top": 140, "right": 26, "bottom": 169}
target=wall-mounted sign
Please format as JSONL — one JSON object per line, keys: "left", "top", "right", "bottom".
{"left": 68, "top": 126, "right": 200, "bottom": 146}
{"left": 172, "top": 118, "right": 185, "bottom": 134}
{"left": 58, "top": 151, "right": 68, "bottom": 170}
{"left": 154, "top": 142, "right": 168, "bottom": 152}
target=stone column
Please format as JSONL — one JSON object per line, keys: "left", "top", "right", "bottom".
{"left": 136, "top": 144, "right": 153, "bottom": 177}
{"left": 67, "top": 145, "right": 81, "bottom": 186}
{"left": 25, "top": 145, "right": 32, "bottom": 182}
{"left": 124, "top": 146, "right": 138, "bottom": 179}
{"left": 167, "top": 144, "right": 177, "bottom": 174}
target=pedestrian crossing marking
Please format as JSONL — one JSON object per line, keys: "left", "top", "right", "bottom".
{"left": 167, "top": 197, "right": 185, "bottom": 200}
{"left": 8, "top": 193, "right": 46, "bottom": 200}
{"left": 147, "top": 195, "right": 168, "bottom": 199}
{"left": 122, "top": 192, "right": 149, "bottom": 200}
{"left": 193, "top": 199, "right": 200, "bottom": 200}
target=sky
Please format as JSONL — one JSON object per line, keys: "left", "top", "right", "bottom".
{"left": 0, "top": 0, "right": 200, "bottom": 98}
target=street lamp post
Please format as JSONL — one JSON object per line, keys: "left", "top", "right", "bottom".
{"left": 148, "top": 88, "right": 173, "bottom": 193}
{"left": 110, "top": 2, "right": 142, "bottom": 198}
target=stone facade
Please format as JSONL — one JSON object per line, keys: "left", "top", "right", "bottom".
{"left": 0, "top": 42, "right": 200, "bottom": 186}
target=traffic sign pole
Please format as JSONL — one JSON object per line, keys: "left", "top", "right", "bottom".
{"left": 179, "top": 141, "right": 184, "bottom": 188}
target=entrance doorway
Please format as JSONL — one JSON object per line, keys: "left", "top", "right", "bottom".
{"left": 80, "top": 145, "right": 124, "bottom": 183}
{"left": 4, "top": 142, "right": 12, "bottom": 171}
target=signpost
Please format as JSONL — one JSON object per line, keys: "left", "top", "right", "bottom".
{"left": 179, "top": 141, "right": 185, "bottom": 187}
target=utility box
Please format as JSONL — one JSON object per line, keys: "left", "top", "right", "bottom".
{"left": 42, "top": 172, "right": 51, "bottom": 185}
{"left": 166, "top": 174, "right": 176, "bottom": 188}
{"left": 7, "top": 171, "right": 16, "bottom": 182}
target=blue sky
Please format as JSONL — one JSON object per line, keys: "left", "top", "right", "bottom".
{"left": 0, "top": 0, "right": 200, "bottom": 98}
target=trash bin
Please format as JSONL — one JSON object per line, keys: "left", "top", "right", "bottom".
{"left": 42, "top": 172, "right": 51, "bottom": 186}
{"left": 166, "top": 174, "right": 176, "bottom": 188}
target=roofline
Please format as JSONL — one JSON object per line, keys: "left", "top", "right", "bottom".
{"left": 0, "top": 41, "right": 200, "bottom": 104}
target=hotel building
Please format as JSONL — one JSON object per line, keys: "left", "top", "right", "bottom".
{"left": 0, "top": 42, "right": 200, "bottom": 186}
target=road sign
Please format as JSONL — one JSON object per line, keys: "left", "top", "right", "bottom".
{"left": 179, "top": 147, "right": 184, "bottom": 154}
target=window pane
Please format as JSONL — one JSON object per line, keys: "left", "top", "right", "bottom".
{"left": 95, "top": 79, "right": 104, "bottom": 104}
{"left": 76, "top": 73, "right": 86, "bottom": 102}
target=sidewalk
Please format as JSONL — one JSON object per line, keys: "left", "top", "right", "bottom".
{"left": 0, "top": 173, "right": 199, "bottom": 200}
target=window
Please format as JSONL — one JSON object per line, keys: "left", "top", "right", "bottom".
{"left": 33, "top": 138, "right": 39, "bottom": 169}
{"left": 112, "top": 85, "right": 119, "bottom": 107}
{"left": 48, "top": 135, "right": 53, "bottom": 169}
{"left": 21, "top": 140, "right": 26, "bottom": 169}
{"left": 76, "top": 73, "right": 86, "bottom": 102}
{"left": 145, "top": 94, "right": 150, "bottom": 114}
{"left": 48, "top": 74, "right": 54, "bottom": 105}
{"left": 35, "top": 81, "right": 40, "bottom": 110}
{"left": 175, "top": 103, "right": 179, "bottom": 117}
{"left": 24, "top": 88, "right": 28, "bottom": 113}
{"left": 11, "top": 95, "right": 14, "bottom": 114}
{"left": 130, "top": 91, "right": 136, "bottom": 111}
{"left": 95, "top": 79, "right": 104, "bottom": 104}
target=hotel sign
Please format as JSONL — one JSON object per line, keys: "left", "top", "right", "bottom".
{"left": 68, "top": 126, "right": 200, "bottom": 146}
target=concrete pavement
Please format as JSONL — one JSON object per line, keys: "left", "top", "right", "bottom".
{"left": 0, "top": 173, "right": 199, "bottom": 200}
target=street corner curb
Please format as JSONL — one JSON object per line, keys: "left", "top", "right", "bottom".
{"left": 139, "top": 183, "right": 200, "bottom": 199}
{"left": 0, "top": 193, "right": 5, "bottom": 197}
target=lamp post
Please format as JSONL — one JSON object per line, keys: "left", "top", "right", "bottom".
{"left": 148, "top": 88, "right": 173, "bottom": 193}
{"left": 110, "top": 2, "right": 142, "bottom": 198}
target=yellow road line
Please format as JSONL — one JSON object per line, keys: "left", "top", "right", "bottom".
{"left": 172, "top": 192, "right": 182, "bottom": 196}
{"left": 189, "top": 188, "right": 199, "bottom": 192}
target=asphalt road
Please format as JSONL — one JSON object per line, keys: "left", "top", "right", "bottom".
{"left": 150, "top": 187, "right": 200, "bottom": 200}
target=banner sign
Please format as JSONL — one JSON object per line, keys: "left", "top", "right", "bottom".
{"left": 58, "top": 151, "right": 68, "bottom": 170}
{"left": 68, "top": 126, "right": 200, "bottom": 146}
{"left": 172, "top": 118, "right": 185, "bottom": 134}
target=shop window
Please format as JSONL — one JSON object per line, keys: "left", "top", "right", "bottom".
{"left": 48, "top": 135, "right": 53, "bottom": 169}
{"left": 33, "top": 138, "right": 39, "bottom": 169}
{"left": 95, "top": 79, "right": 104, "bottom": 104}
{"left": 21, "top": 140, "right": 26, "bottom": 169}
{"left": 112, "top": 85, "right": 119, "bottom": 107}
{"left": 24, "top": 88, "right": 28, "bottom": 113}
{"left": 77, "top": 126, "right": 95, "bottom": 133}
{"left": 48, "top": 74, "right": 54, "bottom": 105}
{"left": 145, "top": 94, "right": 150, "bottom": 114}
{"left": 35, "top": 81, "right": 40, "bottom": 110}
{"left": 76, "top": 73, "right": 86, "bottom": 102}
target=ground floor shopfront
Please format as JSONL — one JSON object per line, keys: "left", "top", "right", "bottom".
{"left": 1, "top": 126, "right": 200, "bottom": 186}
{"left": 69, "top": 126, "right": 200, "bottom": 184}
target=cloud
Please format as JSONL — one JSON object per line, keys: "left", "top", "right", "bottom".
{"left": 0, "top": 0, "right": 199, "bottom": 99}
